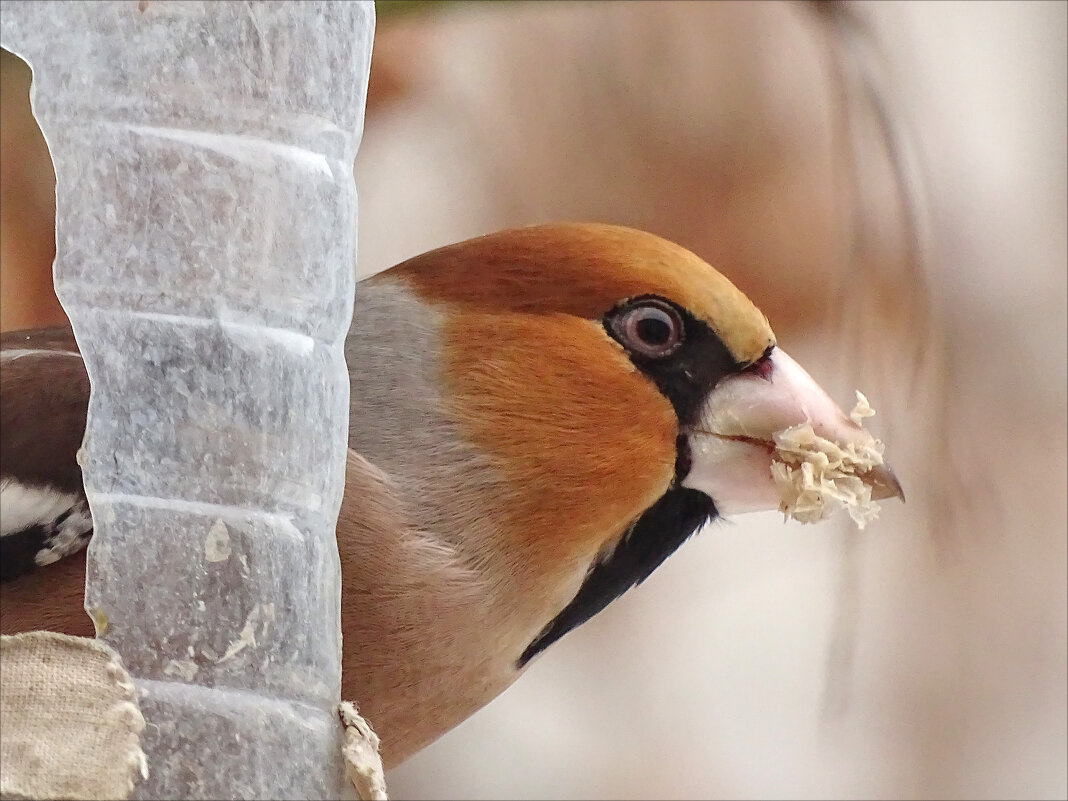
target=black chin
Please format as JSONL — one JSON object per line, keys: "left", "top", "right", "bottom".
{"left": 517, "top": 485, "right": 716, "bottom": 668}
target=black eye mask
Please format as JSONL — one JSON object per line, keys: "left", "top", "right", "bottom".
{"left": 603, "top": 295, "right": 742, "bottom": 428}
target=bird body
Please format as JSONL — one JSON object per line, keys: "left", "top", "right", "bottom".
{"left": 0, "top": 223, "right": 901, "bottom": 767}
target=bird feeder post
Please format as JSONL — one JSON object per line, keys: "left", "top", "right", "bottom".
{"left": 0, "top": 2, "right": 374, "bottom": 797}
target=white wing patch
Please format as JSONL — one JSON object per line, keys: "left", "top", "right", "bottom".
{"left": 0, "top": 478, "right": 93, "bottom": 565}
{"left": 0, "top": 479, "right": 82, "bottom": 537}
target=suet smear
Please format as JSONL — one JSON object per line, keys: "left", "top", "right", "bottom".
{"left": 810, "top": 2, "right": 981, "bottom": 726}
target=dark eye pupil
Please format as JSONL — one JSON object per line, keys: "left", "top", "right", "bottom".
{"left": 636, "top": 316, "right": 671, "bottom": 345}
{"left": 608, "top": 298, "right": 684, "bottom": 358}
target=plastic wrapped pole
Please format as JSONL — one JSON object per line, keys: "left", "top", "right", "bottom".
{"left": 0, "top": 2, "right": 374, "bottom": 798}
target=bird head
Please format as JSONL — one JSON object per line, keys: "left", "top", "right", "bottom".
{"left": 346, "top": 222, "right": 901, "bottom": 670}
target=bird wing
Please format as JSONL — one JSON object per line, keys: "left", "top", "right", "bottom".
{"left": 1, "top": 326, "right": 91, "bottom": 582}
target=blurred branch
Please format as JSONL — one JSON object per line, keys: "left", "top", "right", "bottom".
{"left": 807, "top": 0, "right": 964, "bottom": 729}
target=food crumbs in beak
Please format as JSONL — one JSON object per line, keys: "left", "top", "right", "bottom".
{"left": 771, "top": 391, "right": 886, "bottom": 529}
{"left": 849, "top": 390, "right": 876, "bottom": 426}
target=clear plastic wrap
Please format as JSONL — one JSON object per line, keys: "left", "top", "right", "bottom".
{"left": 1, "top": 2, "right": 374, "bottom": 797}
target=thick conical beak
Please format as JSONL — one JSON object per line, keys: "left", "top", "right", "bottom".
{"left": 680, "top": 347, "right": 903, "bottom": 516}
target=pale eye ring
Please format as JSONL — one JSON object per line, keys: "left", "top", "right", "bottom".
{"left": 613, "top": 299, "right": 684, "bottom": 358}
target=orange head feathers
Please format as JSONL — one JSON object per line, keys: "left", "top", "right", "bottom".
{"left": 392, "top": 222, "right": 775, "bottom": 360}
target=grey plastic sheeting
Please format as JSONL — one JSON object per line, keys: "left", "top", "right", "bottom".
{"left": 0, "top": 3, "right": 375, "bottom": 797}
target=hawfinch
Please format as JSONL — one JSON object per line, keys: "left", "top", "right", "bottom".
{"left": 0, "top": 223, "right": 902, "bottom": 767}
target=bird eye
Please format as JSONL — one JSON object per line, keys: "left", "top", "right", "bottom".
{"left": 612, "top": 299, "right": 684, "bottom": 358}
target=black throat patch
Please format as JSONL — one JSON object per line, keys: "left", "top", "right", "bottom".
{"left": 518, "top": 487, "right": 716, "bottom": 667}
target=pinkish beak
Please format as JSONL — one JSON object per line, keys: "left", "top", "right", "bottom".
{"left": 680, "top": 347, "right": 904, "bottom": 515}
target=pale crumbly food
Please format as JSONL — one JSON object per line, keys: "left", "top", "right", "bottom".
{"left": 771, "top": 391, "right": 886, "bottom": 529}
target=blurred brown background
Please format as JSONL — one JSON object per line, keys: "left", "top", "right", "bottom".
{"left": 1, "top": 1, "right": 1065, "bottom": 798}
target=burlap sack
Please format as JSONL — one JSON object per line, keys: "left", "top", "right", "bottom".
{"left": 0, "top": 631, "right": 147, "bottom": 800}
